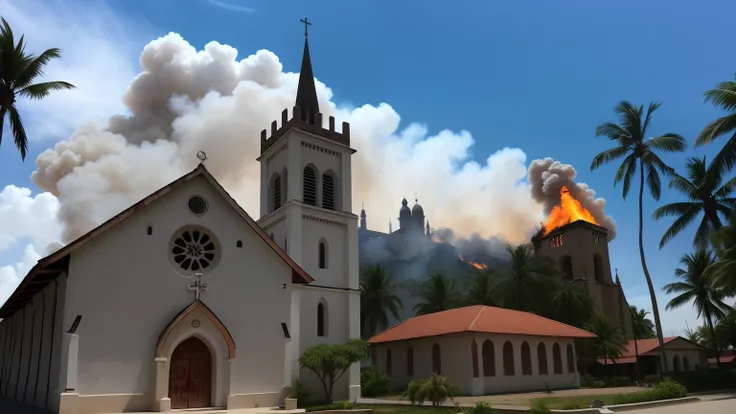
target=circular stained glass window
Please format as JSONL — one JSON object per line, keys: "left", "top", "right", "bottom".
{"left": 188, "top": 195, "right": 208, "bottom": 216}
{"left": 170, "top": 228, "right": 218, "bottom": 272}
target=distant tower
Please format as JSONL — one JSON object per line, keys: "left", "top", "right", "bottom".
{"left": 399, "top": 198, "right": 412, "bottom": 230}
{"left": 532, "top": 220, "right": 633, "bottom": 337}
{"left": 426, "top": 221, "right": 431, "bottom": 239}
{"left": 360, "top": 204, "right": 366, "bottom": 229}
{"left": 388, "top": 220, "right": 393, "bottom": 234}
{"left": 411, "top": 199, "right": 425, "bottom": 232}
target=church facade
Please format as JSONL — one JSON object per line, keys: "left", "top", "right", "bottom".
{"left": 0, "top": 34, "right": 360, "bottom": 414}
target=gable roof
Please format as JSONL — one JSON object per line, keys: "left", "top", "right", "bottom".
{"left": 597, "top": 336, "right": 705, "bottom": 365}
{"left": 368, "top": 305, "right": 596, "bottom": 344}
{"left": 0, "top": 164, "right": 313, "bottom": 318}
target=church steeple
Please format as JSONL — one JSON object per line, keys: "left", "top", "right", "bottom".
{"left": 295, "top": 18, "right": 319, "bottom": 124}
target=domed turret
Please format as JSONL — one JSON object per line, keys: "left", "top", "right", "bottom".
{"left": 412, "top": 199, "right": 425, "bottom": 231}
{"left": 399, "top": 197, "right": 412, "bottom": 230}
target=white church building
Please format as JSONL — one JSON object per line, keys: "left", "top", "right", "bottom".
{"left": 0, "top": 33, "right": 361, "bottom": 413}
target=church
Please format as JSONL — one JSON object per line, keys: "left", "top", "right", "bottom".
{"left": 0, "top": 31, "right": 360, "bottom": 413}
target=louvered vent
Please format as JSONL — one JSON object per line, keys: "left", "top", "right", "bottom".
{"left": 274, "top": 175, "right": 282, "bottom": 210}
{"left": 303, "top": 166, "right": 317, "bottom": 206}
{"left": 322, "top": 174, "right": 335, "bottom": 210}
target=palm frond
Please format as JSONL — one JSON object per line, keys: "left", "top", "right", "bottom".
{"left": 641, "top": 101, "right": 662, "bottom": 138}
{"left": 17, "top": 81, "right": 76, "bottom": 99}
{"left": 644, "top": 162, "right": 662, "bottom": 200}
{"left": 652, "top": 202, "right": 700, "bottom": 219}
{"left": 657, "top": 206, "right": 701, "bottom": 249}
{"left": 595, "top": 122, "right": 631, "bottom": 141}
{"left": 590, "top": 145, "right": 630, "bottom": 171}
{"left": 13, "top": 48, "right": 63, "bottom": 89}
{"left": 667, "top": 174, "right": 697, "bottom": 197}
{"left": 7, "top": 105, "right": 28, "bottom": 160}
{"left": 703, "top": 78, "right": 736, "bottom": 112}
{"left": 646, "top": 133, "right": 686, "bottom": 153}
{"left": 693, "top": 216, "right": 713, "bottom": 250}
{"left": 714, "top": 175, "right": 736, "bottom": 199}
{"left": 614, "top": 154, "right": 637, "bottom": 199}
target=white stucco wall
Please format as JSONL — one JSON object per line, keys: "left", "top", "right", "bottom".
{"left": 61, "top": 175, "right": 295, "bottom": 409}
{"left": 0, "top": 276, "right": 66, "bottom": 411}
{"left": 372, "top": 333, "right": 580, "bottom": 395}
{"left": 664, "top": 339, "right": 709, "bottom": 372}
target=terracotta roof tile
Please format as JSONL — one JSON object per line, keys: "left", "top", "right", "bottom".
{"left": 368, "top": 305, "right": 596, "bottom": 344}
{"left": 599, "top": 337, "right": 682, "bottom": 364}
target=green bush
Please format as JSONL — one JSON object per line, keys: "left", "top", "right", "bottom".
{"left": 402, "top": 373, "right": 461, "bottom": 406}
{"left": 612, "top": 376, "right": 632, "bottom": 387}
{"left": 580, "top": 374, "right": 596, "bottom": 387}
{"left": 591, "top": 380, "right": 606, "bottom": 388}
{"left": 528, "top": 403, "right": 551, "bottom": 414}
{"left": 463, "top": 401, "right": 497, "bottom": 414}
{"left": 287, "top": 378, "right": 311, "bottom": 407}
{"left": 360, "top": 367, "right": 392, "bottom": 397}
{"left": 667, "top": 369, "right": 736, "bottom": 392}
{"left": 612, "top": 379, "right": 687, "bottom": 405}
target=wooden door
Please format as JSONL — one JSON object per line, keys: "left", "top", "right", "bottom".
{"left": 169, "top": 337, "right": 212, "bottom": 409}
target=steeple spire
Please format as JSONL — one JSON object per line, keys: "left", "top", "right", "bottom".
{"left": 296, "top": 18, "right": 319, "bottom": 124}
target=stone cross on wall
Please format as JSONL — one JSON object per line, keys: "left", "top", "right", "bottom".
{"left": 188, "top": 272, "right": 207, "bottom": 300}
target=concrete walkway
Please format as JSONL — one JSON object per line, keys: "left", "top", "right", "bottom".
{"left": 626, "top": 395, "right": 736, "bottom": 413}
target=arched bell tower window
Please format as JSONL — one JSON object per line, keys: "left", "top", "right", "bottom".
{"left": 273, "top": 175, "right": 282, "bottom": 210}
{"left": 318, "top": 239, "right": 328, "bottom": 269}
{"left": 593, "top": 253, "right": 604, "bottom": 282}
{"left": 317, "top": 299, "right": 328, "bottom": 337}
{"left": 303, "top": 165, "right": 317, "bottom": 206}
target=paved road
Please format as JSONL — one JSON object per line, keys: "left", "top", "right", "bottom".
{"left": 630, "top": 395, "right": 735, "bottom": 413}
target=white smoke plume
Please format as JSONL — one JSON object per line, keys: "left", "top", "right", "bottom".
{"left": 30, "top": 32, "right": 552, "bottom": 246}
{"left": 527, "top": 158, "right": 617, "bottom": 240}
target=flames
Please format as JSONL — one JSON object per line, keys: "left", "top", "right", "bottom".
{"left": 543, "top": 186, "right": 599, "bottom": 235}
{"left": 458, "top": 255, "right": 488, "bottom": 270}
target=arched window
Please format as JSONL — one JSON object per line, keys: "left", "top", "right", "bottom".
{"left": 482, "top": 340, "right": 495, "bottom": 376}
{"left": 317, "top": 300, "right": 327, "bottom": 337}
{"left": 471, "top": 339, "right": 479, "bottom": 378}
{"left": 406, "top": 347, "right": 414, "bottom": 376}
{"left": 673, "top": 355, "right": 680, "bottom": 372}
{"left": 386, "top": 349, "right": 392, "bottom": 375}
{"left": 683, "top": 356, "right": 690, "bottom": 371}
{"left": 274, "top": 175, "right": 282, "bottom": 210}
{"left": 552, "top": 343, "right": 563, "bottom": 374}
{"left": 593, "top": 253, "right": 604, "bottom": 282}
{"left": 537, "top": 343, "right": 548, "bottom": 375}
{"left": 322, "top": 173, "right": 335, "bottom": 210}
{"left": 521, "top": 342, "right": 532, "bottom": 375}
{"left": 318, "top": 240, "right": 327, "bottom": 269}
{"left": 303, "top": 166, "right": 317, "bottom": 206}
{"left": 566, "top": 344, "right": 576, "bottom": 373}
{"left": 503, "top": 341, "right": 515, "bottom": 376}
{"left": 560, "top": 255, "right": 573, "bottom": 280}
{"left": 432, "top": 343, "right": 441, "bottom": 374}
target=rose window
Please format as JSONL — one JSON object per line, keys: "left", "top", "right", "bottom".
{"left": 171, "top": 229, "right": 216, "bottom": 271}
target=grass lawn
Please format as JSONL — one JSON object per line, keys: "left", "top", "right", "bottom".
{"left": 306, "top": 404, "right": 456, "bottom": 414}
{"left": 529, "top": 394, "right": 620, "bottom": 409}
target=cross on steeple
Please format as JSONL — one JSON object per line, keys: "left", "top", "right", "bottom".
{"left": 188, "top": 272, "right": 208, "bottom": 300}
{"left": 300, "top": 17, "right": 312, "bottom": 37}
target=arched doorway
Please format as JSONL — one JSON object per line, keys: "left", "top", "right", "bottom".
{"left": 169, "top": 337, "right": 212, "bottom": 409}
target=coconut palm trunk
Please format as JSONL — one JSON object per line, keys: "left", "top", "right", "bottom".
{"left": 638, "top": 165, "right": 668, "bottom": 375}
{"left": 632, "top": 318, "right": 640, "bottom": 379}
{"left": 703, "top": 306, "right": 721, "bottom": 367}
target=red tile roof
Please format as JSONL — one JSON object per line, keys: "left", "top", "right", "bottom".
{"left": 597, "top": 337, "right": 689, "bottom": 365}
{"left": 708, "top": 350, "right": 736, "bottom": 365}
{"left": 368, "top": 305, "right": 596, "bottom": 344}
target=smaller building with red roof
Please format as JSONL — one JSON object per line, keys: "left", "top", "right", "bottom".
{"left": 368, "top": 305, "right": 596, "bottom": 395}
{"left": 596, "top": 336, "right": 708, "bottom": 377}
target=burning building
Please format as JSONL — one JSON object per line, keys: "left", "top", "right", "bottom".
{"left": 532, "top": 186, "right": 634, "bottom": 337}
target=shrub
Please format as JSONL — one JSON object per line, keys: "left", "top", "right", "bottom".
{"left": 542, "top": 383, "right": 554, "bottom": 394}
{"left": 463, "top": 401, "right": 496, "bottom": 414}
{"left": 580, "top": 374, "right": 596, "bottom": 387}
{"left": 360, "top": 367, "right": 392, "bottom": 397}
{"left": 667, "top": 369, "right": 736, "bottom": 392}
{"left": 612, "top": 376, "right": 631, "bottom": 387}
{"left": 286, "top": 378, "right": 310, "bottom": 407}
{"left": 402, "top": 373, "right": 461, "bottom": 406}
{"left": 529, "top": 403, "right": 551, "bottom": 414}
{"left": 591, "top": 380, "right": 606, "bottom": 388}
{"left": 304, "top": 401, "right": 354, "bottom": 412}
{"left": 612, "top": 379, "right": 687, "bottom": 405}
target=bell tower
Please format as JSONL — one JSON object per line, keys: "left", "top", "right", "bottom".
{"left": 255, "top": 19, "right": 361, "bottom": 401}
{"left": 533, "top": 220, "right": 633, "bottom": 337}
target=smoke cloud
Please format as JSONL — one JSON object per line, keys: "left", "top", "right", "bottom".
{"left": 527, "top": 157, "right": 617, "bottom": 240}
{"left": 30, "top": 32, "right": 550, "bottom": 246}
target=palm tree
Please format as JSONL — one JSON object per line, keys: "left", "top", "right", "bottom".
{"left": 463, "top": 269, "right": 497, "bottom": 306}
{"left": 630, "top": 306, "right": 656, "bottom": 339}
{"left": 708, "top": 212, "right": 736, "bottom": 296}
{"left": 591, "top": 101, "right": 686, "bottom": 373}
{"left": 695, "top": 74, "right": 736, "bottom": 173}
{"left": 684, "top": 327, "right": 701, "bottom": 344}
{"left": 663, "top": 250, "right": 732, "bottom": 367}
{"left": 494, "top": 244, "right": 559, "bottom": 314}
{"left": 548, "top": 281, "right": 595, "bottom": 328}
{"left": 653, "top": 156, "right": 736, "bottom": 249}
{"left": 360, "top": 265, "right": 403, "bottom": 338}
{"left": 413, "top": 274, "right": 460, "bottom": 316}
{"left": 0, "top": 18, "right": 76, "bottom": 160}
{"left": 584, "top": 314, "right": 627, "bottom": 368}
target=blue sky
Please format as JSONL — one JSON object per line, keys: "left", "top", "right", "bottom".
{"left": 1, "top": 0, "right": 736, "bottom": 334}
